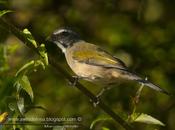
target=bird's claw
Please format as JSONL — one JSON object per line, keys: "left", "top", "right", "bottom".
{"left": 69, "top": 76, "right": 80, "bottom": 87}
{"left": 90, "top": 97, "right": 100, "bottom": 107}
{"left": 90, "top": 86, "right": 110, "bottom": 107}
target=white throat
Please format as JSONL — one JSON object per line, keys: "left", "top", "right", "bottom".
{"left": 55, "top": 41, "right": 66, "bottom": 53}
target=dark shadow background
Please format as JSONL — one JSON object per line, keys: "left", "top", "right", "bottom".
{"left": 0, "top": 0, "right": 175, "bottom": 130}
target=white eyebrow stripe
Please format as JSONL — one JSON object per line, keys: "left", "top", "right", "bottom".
{"left": 53, "top": 29, "right": 73, "bottom": 35}
{"left": 53, "top": 29, "right": 66, "bottom": 35}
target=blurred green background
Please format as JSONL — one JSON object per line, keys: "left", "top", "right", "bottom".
{"left": 0, "top": 0, "right": 175, "bottom": 130}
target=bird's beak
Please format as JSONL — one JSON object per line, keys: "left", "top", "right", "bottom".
{"left": 45, "top": 35, "right": 66, "bottom": 53}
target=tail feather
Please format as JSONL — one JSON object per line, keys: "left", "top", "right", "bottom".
{"left": 119, "top": 70, "right": 170, "bottom": 95}
{"left": 136, "top": 79, "right": 170, "bottom": 95}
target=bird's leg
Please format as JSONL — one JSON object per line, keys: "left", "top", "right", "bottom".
{"left": 92, "top": 89, "right": 106, "bottom": 107}
{"left": 92, "top": 86, "right": 111, "bottom": 107}
{"left": 96, "top": 86, "right": 110, "bottom": 98}
{"left": 92, "top": 98, "right": 100, "bottom": 107}
{"left": 134, "top": 77, "right": 147, "bottom": 105}
{"left": 96, "top": 82, "right": 118, "bottom": 98}
{"left": 92, "top": 83, "right": 120, "bottom": 107}
{"left": 127, "top": 77, "right": 147, "bottom": 122}
{"left": 69, "top": 76, "right": 81, "bottom": 87}
{"left": 137, "top": 77, "right": 147, "bottom": 97}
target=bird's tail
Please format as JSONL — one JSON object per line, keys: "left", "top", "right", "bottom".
{"left": 115, "top": 69, "right": 170, "bottom": 95}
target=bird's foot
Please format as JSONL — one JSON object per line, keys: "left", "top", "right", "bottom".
{"left": 91, "top": 86, "right": 110, "bottom": 107}
{"left": 90, "top": 97, "right": 100, "bottom": 107}
{"left": 93, "top": 99, "right": 100, "bottom": 107}
{"left": 69, "top": 76, "right": 81, "bottom": 87}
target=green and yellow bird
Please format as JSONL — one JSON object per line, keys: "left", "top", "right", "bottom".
{"left": 50, "top": 28, "right": 170, "bottom": 96}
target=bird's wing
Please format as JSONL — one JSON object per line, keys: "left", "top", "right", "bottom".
{"left": 72, "top": 42, "right": 171, "bottom": 95}
{"left": 72, "top": 42, "right": 127, "bottom": 70}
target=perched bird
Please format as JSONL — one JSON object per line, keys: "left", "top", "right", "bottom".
{"left": 50, "top": 28, "right": 170, "bottom": 96}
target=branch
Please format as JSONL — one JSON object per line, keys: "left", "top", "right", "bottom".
{"left": 0, "top": 18, "right": 133, "bottom": 130}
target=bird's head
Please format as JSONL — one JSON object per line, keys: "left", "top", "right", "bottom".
{"left": 50, "top": 28, "right": 81, "bottom": 53}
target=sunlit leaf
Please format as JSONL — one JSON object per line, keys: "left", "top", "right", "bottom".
{"left": 38, "top": 44, "right": 46, "bottom": 57}
{"left": 0, "top": 112, "right": 8, "bottom": 124}
{"left": 18, "top": 75, "right": 34, "bottom": 101}
{"left": 15, "top": 60, "right": 35, "bottom": 77}
{"left": 17, "top": 97, "right": 25, "bottom": 115}
{"left": 35, "top": 60, "right": 45, "bottom": 70}
{"left": 0, "top": 10, "right": 13, "bottom": 17}
{"left": 133, "top": 113, "right": 165, "bottom": 126}
{"left": 43, "top": 53, "right": 48, "bottom": 66}
{"left": 38, "top": 44, "right": 48, "bottom": 66}
{"left": 102, "top": 127, "right": 110, "bottom": 130}
{"left": 23, "top": 29, "right": 38, "bottom": 48}
{"left": 90, "top": 115, "right": 112, "bottom": 129}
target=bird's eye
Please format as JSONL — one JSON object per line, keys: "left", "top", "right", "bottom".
{"left": 61, "top": 31, "right": 70, "bottom": 36}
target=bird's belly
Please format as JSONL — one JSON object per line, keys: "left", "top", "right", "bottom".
{"left": 69, "top": 62, "right": 118, "bottom": 84}
{"left": 71, "top": 62, "right": 103, "bottom": 78}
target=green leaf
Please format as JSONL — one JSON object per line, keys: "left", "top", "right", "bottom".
{"left": 102, "top": 127, "right": 110, "bottom": 130}
{"left": 133, "top": 113, "right": 165, "bottom": 126}
{"left": 38, "top": 44, "right": 48, "bottom": 66}
{"left": 90, "top": 115, "right": 113, "bottom": 129}
{"left": 18, "top": 75, "right": 34, "bottom": 102}
{"left": 43, "top": 53, "right": 48, "bottom": 66}
{"left": 0, "top": 112, "right": 8, "bottom": 124}
{"left": 0, "top": 10, "right": 13, "bottom": 17}
{"left": 23, "top": 29, "right": 38, "bottom": 48}
{"left": 17, "top": 97, "right": 25, "bottom": 115}
{"left": 35, "top": 60, "right": 45, "bottom": 70}
{"left": 38, "top": 44, "right": 46, "bottom": 57}
{"left": 15, "top": 59, "right": 46, "bottom": 77}
{"left": 15, "top": 60, "right": 35, "bottom": 77}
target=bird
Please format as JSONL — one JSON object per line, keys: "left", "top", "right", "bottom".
{"left": 50, "top": 28, "right": 170, "bottom": 96}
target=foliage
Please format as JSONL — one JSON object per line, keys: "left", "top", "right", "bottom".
{"left": 131, "top": 113, "right": 165, "bottom": 126}
{"left": 0, "top": 10, "right": 12, "bottom": 17}
{"left": 0, "top": 27, "right": 48, "bottom": 129}
{"left": 90, "top": 115, "right": 113, "bottom": 129}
